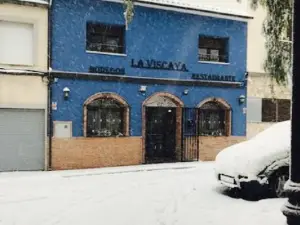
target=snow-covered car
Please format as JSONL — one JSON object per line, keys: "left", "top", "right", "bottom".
{"left": 215, "top": 120, "right": 291, "bottom": 198}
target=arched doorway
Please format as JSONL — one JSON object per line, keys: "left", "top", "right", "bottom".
{"left": 142, "top": 92, "right": 184, "bottom": 163}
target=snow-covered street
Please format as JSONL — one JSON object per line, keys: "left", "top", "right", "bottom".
{"left": 0, "top": 162, "right": 286, "bottom": 225}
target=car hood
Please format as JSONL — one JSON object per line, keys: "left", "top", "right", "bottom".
{"left": 215, "top": 121, "right": 291, "bottom": 179}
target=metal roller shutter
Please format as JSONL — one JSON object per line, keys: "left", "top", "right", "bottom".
{"left": 0, "top": 108, "right": 45, "bottom": 171}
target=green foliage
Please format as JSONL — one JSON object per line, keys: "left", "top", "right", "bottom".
{"left": 250, "top": 0, "right": 292, "bottom": 85}
{"left": 124, "top": 0, "right": 134, "bottom": 30}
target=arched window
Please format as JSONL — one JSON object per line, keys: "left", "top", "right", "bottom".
{"left": 198, "top": 101, "right": 230, "bottom": 136}
{"left": 85, "top": 94, "right": 129, "bottom": 137}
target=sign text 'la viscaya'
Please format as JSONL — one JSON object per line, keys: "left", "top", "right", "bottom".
{"left": 131, "top": 59, "right": 189, "bottom": 72}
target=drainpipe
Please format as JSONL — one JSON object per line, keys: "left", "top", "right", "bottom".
{"left": 47, "top": 0, "right": 53, "bottom": 170}
{"left": 244, "top": 71, "right": 248, "bottom": 137}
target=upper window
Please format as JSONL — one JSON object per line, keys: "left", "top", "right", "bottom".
{"left": 198, "top": 36, "right": 229, "bottom": 63}
{"left": 0, "top": 21, "right": 34, "bottom": 65}
{"left": 199, "top": 101, "right": 229, "bottom": 136}
{"left": 262, "top": 98, "right": 291, "bottom": 122}
{"left": 86, "top": 22, "right": 125, "bottom": 54}
{"left": 86, "top": 98, "right": 127, "bottom": 137}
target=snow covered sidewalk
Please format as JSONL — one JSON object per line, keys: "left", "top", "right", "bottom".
{"left": 0, "top": 162, "right": 286, "bottom": 225}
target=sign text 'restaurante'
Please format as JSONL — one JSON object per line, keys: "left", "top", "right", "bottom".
{"left": 131, "top": 59, "right": 189, "bottom": 72}
{"left": 192, "top": 73, "right": 236, "bottom": 82}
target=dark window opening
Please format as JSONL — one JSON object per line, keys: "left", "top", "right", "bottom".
{"left": 198, "top": 36, "right": 229, "bottom": 63}
{"left": 86, "top": 22, "right": 125, "bottom": 54}
{"left": 199, "top": 101, "right": 227, "bottom": 136}
{"left": 262, "top": 98, "right": 291, "bottom": 122}
{"left": 87, "top": 98, "right": 126, "bottom": 137}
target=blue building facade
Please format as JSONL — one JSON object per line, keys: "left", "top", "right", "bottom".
{"left": 50, "top": 0, "right": 250, "bottom": 169}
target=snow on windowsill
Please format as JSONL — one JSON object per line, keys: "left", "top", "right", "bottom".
{"left": 18, "top": 0, "right": 49, "bottom": 5}
{"left": 0, "top": 68, "right": 44, "bottom": 74}
{"left": 198, "top": 61, "right": 230, "bottom": 65}
{"left": 86, "top": 50, "right": 127, "bottom": 57}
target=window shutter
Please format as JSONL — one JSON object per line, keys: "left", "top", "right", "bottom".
{"left": 262, "top": 99, "right": 277, "bottom": 122}
{"left": 0, "top": 21, "right": 34, "bottom": 65}
{"left": 277, "top": 99, "right": 291, "bottom": 122}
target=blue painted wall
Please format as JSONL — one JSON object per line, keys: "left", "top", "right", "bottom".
{"left": 52, "top": 79, "right": 246, "bottom": 136}
{"left": 51, "top": 0, "right": 247, "bottom": 81}
{"left": 51, "top": 0, "right": 248, "bottom": 137}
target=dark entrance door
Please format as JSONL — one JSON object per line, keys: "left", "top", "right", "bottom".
{"left": 145, "top": 107, "right": 176, "bottom": 163}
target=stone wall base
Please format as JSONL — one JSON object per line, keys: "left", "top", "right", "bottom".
{"left": 51, "top": 136, "right": 246, "bottom": 170}
{"left": 52, "top": 137, "right": 142, "bottom": 170}
{"left": 247, "top": 122, "right": 275, "bottom": 139}
{"left": 199, "top": 136, "right": 246, "bottom": 161}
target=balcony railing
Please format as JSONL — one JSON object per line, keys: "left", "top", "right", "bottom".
{"left": 199, "top": 53, "right": 228, "bottom": 63}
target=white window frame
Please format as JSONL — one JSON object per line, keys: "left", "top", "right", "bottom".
{"left": 0, "top": 16, "right": 37, "bottom": 67}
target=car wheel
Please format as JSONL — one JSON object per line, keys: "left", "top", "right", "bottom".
{"left": 269, "top": 169, "right": 289, "bottom": 198}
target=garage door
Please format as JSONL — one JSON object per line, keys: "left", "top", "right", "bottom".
{"left": 0, "top": 109, "right": 45, "bottom": 171}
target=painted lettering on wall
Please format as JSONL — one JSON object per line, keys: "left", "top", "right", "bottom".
{"left": 89, "top": 66, "right": 125, "bottom": 75}
{"left": 191, "top": 73, "right": 236, "bottom": 82}
{"left": 131, "top": 59, "right": 189, "bottom": 72}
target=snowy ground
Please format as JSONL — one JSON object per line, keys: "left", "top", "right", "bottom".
{"left": 0, "top": 162, "right": 286, "bottom": 225}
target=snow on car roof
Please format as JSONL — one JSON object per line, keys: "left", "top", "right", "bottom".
{"left": 252, "top": 120, "right": 291, "bottom": 141}
{"left": 215, "top": 120, "right": 291, "bottom": 178}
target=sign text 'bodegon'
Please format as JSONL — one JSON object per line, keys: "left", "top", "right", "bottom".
{"left": 89, "top": 66, "right": 125, "bottom": 75}
{"left": 131, "top": 59, "right": 189, "bottom": 72}
{"left": 191, "top": 73, "right": 236, "bottom": 82}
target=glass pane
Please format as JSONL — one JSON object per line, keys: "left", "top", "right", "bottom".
{"left": 103, "top": 36, "right": 120, "bottom": 53}
{"left": 210, "top": 49, "right": 219, "bottom": 61}
{"left": 199, "top": 48, "right": 207, "bottom": 55}
{"left": 199, "top": 48, "right": 208, "bottom": 61}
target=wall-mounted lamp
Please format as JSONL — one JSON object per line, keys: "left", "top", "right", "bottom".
{"left": 238, "top": 95, "right": 246, "bottom": 104}
{"left": 183, "top": 89, "right": 189, "bottom": 95}
{"left": 63, "top": 87, "right": 70, "bottom": 100}
{"left": 139, "top": 85, "right": 147, "bottom": 95}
